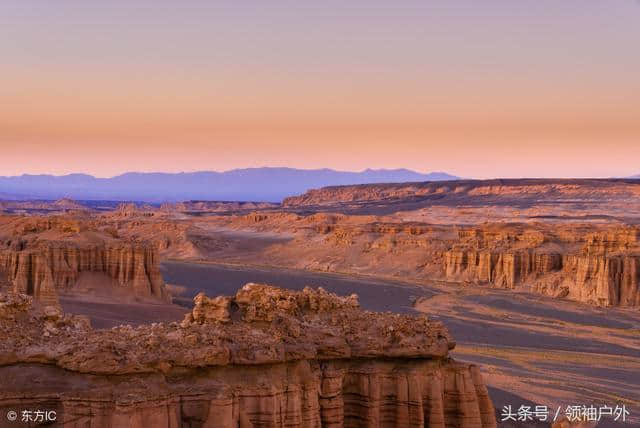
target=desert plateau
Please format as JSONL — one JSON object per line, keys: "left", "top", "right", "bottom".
{"left": 1, "top": 179, "right": 639, "bottom": 427}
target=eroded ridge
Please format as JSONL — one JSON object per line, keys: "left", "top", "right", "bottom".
{"left": 0, "top": 285, "right": 496, "bottom": 427}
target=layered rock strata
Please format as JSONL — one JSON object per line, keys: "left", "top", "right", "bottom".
{"left": 441, "top": 228, "right": 640, "bottom": 306}
{"left": 0, "top": 216, "right": 169, "bottom": 304}
{"left": 0, "top": 285, "right": 496, "bottom": 427}
{"left": 0, "top": 244, "right": 169, "bottom": 305}
{"left": 442, "top": 248, "right": 640, "bottom": 306}
{"left": 201, "top": 212, "right": 640, "bottom": 307}
{"left": 283, "top": 178, "right": 640, "bottom": 207}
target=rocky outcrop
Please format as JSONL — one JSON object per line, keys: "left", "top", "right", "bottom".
{"left": 0, "top": 251, "right": 60, "bottom": 307}
{"left": 535, "top": 253, "right": 640, "bottom": 306}
{"left": 442, "top": 249, "right": 640, "bottom": 306}
{"left": 0, "top": 215, "right": 170, "bottom": 304}
{"left": 0, "top": 244, "right": 169, "bottom": 304}
{"left": 441, "top": 228, "right": 640, "bottom": 306}
{"left": 0, "top": 285, "right": 497, "bottom": 427}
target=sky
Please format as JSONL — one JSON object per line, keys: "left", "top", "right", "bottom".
{"left": 1, "top": 1, "right": 639, "bottom": 178}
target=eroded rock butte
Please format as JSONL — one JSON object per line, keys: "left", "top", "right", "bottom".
{"left": 0, "top": 216, "right": 170, "bottom": 305}
{"left": 0, "top": 285, "right": 496, "bottom": 427}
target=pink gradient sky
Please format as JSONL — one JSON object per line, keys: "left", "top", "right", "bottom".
{"left": 1, "top": 1, "right": 639, "bottom": 178}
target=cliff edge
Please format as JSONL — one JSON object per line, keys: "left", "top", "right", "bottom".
{"left": 0, "top": 285, "right": 496, "bottom": 427}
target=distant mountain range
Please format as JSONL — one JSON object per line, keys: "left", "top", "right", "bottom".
{"left": 0, "top": 168, "right": 459, "bottom": 202}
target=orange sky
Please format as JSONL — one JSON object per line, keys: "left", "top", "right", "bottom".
{"left": 1, "top": 1, "right": 639, "bottom": 178}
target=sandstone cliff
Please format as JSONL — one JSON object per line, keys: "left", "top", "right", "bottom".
{"left": 0, "top": 244, "right": 169, "bottom": 304}
{"left": 0, "top": 216, "right": 169, "bottom": 304}
{"left": 200, "top": 212, "right": 640, "bottom": 308}
{"left": 283, "top": 178, "right": 640, "bottom": 208}
{"left": 442, "top": 249, "right": 640, "bottom": 306}
{"left": 0, "top": 286, "right": 496, "bottom": 427}
{"left": 441, "top": 228, "right": 640, "bottom": 306}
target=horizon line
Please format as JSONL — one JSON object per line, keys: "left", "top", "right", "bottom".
{"left": 1, "top": 169, "right": 639, "bottom": 180}
{"left": 1, "top": 167, "right": 457, "bottom": 180}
